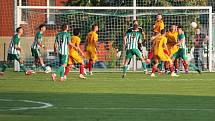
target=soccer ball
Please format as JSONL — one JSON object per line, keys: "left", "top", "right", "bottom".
{"left": 45, "top": 66, "right": 52, "bottom": 73}
{"left": 190, "top": 22, "right": 197, "bottom": 28}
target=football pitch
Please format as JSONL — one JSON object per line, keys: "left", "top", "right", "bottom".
{"left": 0, "top": 71, "right": 215, "bottom": 121}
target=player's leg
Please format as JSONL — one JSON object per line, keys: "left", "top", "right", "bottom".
{"left": 76, "top": 56, "right": 86, "bottom": 79}
{"left": 122, "top": 50, "right": 133, "bottom": 78}
{"left": 85, "top": 51, "right": 96, "bottom": 75}
{"left": 52, "top": 54, "right": 68, "bottom": 81}
{"left": 151, "top": 56, "right": 159, "bottom": 77}
{"left": 134, "top": 49, "right": 148, "bottom": 73}
{"left": 180, "top": 48, "right": 189, "bottom": 73}
{"left": 89, "top": 51, "right": 97, "bottom": 75}
{"left": 64, "top": 56, "right": 73, "bottom": 79}
{"left": 189, "top": 62, "right": 201, "bottom": 74}
{"left": 16, "top": 56, "right": 33, "bottom": 75}
{"left": 0, "top": 64, "right": 7, "bottom": 76}
{"left": 168, "top": 60, "right": 179, "bottom": 77}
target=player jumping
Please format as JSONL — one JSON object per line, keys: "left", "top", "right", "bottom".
{"left": 151, "top": 29, "right": 178, "bottom": 77}
{"left": 122, "top": 23, "right": 148, "bottom": 78}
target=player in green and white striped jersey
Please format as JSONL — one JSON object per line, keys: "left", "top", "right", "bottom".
{"left": 52, "top": 24, "right": 71, "bottom": 81}
{"left": 0, "top": 27, "right": 33, "bottom": 75}
{"left": 31, "top": 24, "right": 50, "bottom": 73}
{"left": 122, "top": 23, "right": 147, "bottom": 78}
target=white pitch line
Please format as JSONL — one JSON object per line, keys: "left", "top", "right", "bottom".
{"left": 54, "top": 107, "right": 215, "bottom": 111}
{"left": 0, "top": 99, "right": 53, "bottom": 111}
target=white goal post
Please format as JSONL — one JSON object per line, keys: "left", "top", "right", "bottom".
{"left": 14, "top": 2, "right": 213, "bottom": 72}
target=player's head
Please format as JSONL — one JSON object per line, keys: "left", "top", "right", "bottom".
{"left": 39, "top": 24, "right": 46, "bottom": 32}
{"left": 16, "top": 27, "right": 23, "bottom": 35}
{"left": 133, "top": 20, "right": 139, "bottom": 25}
{"left": 133, "top": 20, "right": 139, "bottom": 30}
{"left": 73, "top": 28, "right": 80, "bottom": 36}
{"left": 62, "top": 24, "right": 69, "bottom": 31}
{"left": 170, "top": 24, "right": 176, "bottom": 32}
{"left": 161, "top": 29, "right": 166, "bottom": 35}
{"left": 92, "top": 24, "right": 98, "bottom": 32}
{"left": 177, "top": 25, "right": 183, "bottom": 34}
{"left": 156, "top": 13, "right": 162, "bottom": 20}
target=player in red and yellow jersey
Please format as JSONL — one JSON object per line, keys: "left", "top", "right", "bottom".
{"left": 147, "top": 14, "right": 165, "bottom": 64}
{"left": 64, "top": 28, "right": 86, "bottom": 79}
{"left": 153, "top": 14, "right": 164, "bottom": 34}
{"left": 165, "top": 25, "right": 179, "bottom": 73}
{"left": 166, "top": 25, "right": 179, "bottom": 56}
{"left": 85, "top": 24, "right": 99, "bottom": 75}
{"left": 151, "top": 29, "right": 178, "bottom": 77}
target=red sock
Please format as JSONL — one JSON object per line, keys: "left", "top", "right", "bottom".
{"left": 182, "top": 60, "right": 188, "bottom": 70}
{"left": 170, "top": 65, "right": 174, "bottom": 73}
{"left": 64, "top": 65, "right": 72, "bottom": 76}
{"left": 148, "top": 51, "right": 154, "bottom": 60}
{"left": 152, "top": 66, "right": 157, "bottom": 73}
{"left": 165, "top": 62, "right": 169, "bottom": 71}
{"left": 85, "top": 63, "right": 89, "bottom": 69}
{"left": 80, "top": 64, "right": 84, "bottom": 75}
{"left": 175, "top": 61, "right": 179, "bottom": 70}
{"left": 89, "top": 59, "right": 93, "bottom": 72}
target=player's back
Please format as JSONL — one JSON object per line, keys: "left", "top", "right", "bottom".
{"left": 154, "top": 20, "right": 164, "bottom": 33}
{"left": 86, "top": 31, "right": 98, "bottom": 51}
{"left": 70, "top": 35, "right": 80, "bottom": 52}
{"left": 55, "top": 32, "right": 70, "bottom": 55}
{"left": 8, "top": 34, "right": 20, "bottom": 54}
{"left": 166, "top": 31, "right": 178, "bottom": 43}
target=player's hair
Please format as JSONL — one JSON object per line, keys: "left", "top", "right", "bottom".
{"left": 133, "top": 20, "right": 138, "bottom": 24}
{"left": 161, "top": 29, "right": 166, "bottom": 34}
{"left": 91, "top": 24, "right": 98, "bottom": 31}
{"left": 61, "top": 24, "right": 68, "bottom": 31}
{"left": 16, "top": 27, "right": 22, "bottom": 33}
{"left": 157, "top": 13, "right": 162, "bottom": 16}
{"left": 39, "top": 24, "right": 46, "bottom": 30}
{"left": 73, "top": 28, "right": 80, "bottom": 36}
{"left": 177, "top": 25, "right": 183, "bottom": 29}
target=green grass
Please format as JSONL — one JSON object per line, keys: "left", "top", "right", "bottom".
{"left": 0, "top": 71, "right": 215, "bottom": 121}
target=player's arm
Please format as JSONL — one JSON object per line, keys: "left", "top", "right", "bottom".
{"left": 37, "top": 37, "right": 46, "bottom": 49}
{"left": 175, "top": 37, "right": 185, "bottom": 46}
{"left": 93, "top": 34, "right": 99, "bottom": 52}
{"left": 77, "top": 43, "right": 84, "bottom": 56}
{"left": 138, "top": 33, "right": 143, "bottom": 51}
{"left": 123, "top": 33, "right": 127, "bottom": 50}
{"left": 69, "top": 41, "right": 78, "bottom": 50}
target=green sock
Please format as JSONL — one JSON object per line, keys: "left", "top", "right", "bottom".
{"left": 158, "top": 61, "right": 164, "bottom": 71}
{"left": 1, "top": 64, "right": 7, "bottom": 72}
{"left": 56, "top": 66, "right": 64, "bottom": 77}
{"left": 123, "top": 65, "right": 128, "bottom": 74}
{"left": 142, "top": 62, "right": 147, "bottom": 70}
{"left": 60, "top": 67, "right": 65, "bottom": 78}
{"left": 31, "top": 65, "right": 36, "bottom": 71}
{"left": 189, "top": 62, "right": 199, "bottom": 71}
{"left": 20, "top": 64, "right": 27, "bottom": 72}
{"left": 42, "top": 64, "right": 46, "bottom": 71}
